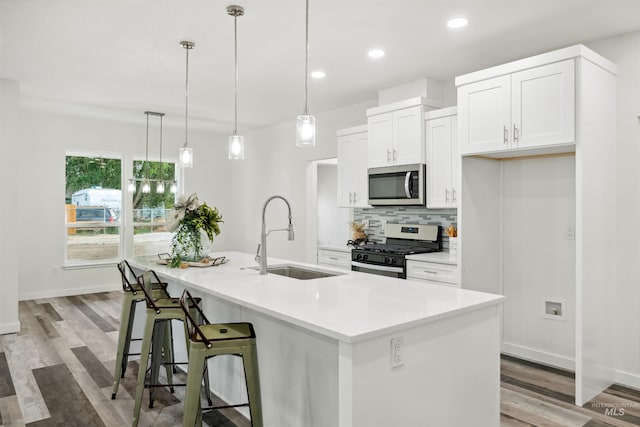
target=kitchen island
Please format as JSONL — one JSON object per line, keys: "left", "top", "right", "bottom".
{"left": 129, "top": 252, "right": 504, "bottom": 427}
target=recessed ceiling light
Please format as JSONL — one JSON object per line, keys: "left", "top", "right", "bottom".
{"left": 368, "top": 49, "right": 385, "bottom": 59}
{"left": 447, "top": 17, "right": 468, "bottom": 29}
{"left": 310, "top": 70, "right": 326, "bottom": 79}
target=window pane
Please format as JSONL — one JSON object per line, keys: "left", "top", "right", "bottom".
{"left": 132, "top": 160, "right": 176, "bottom": 256}
{"left": 65, "top": 156, "right": 122, "bottom": 263}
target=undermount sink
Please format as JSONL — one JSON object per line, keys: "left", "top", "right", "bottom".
{"left": 250, "top": 264, "right": 344, "bottom": 280}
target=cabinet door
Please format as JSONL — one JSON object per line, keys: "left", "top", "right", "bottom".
{"left": 337, "top": 134, "right": 359, "bottom": 207}
{"left": 394, "top": 106, "right": 424, "bottom": 165}
{"left": 450, "top": 115, "right": 459, "bottom": 207}
{"left": 353, "top": 131, "right": 370, "bottom": 207}
{"left": 367, "top": 113, "right": 393, "bottom": 168}
{"left": 511, "top": 59, "right": 575, "bottom": 149}
{"left": 458, "top": 75, "right": 511, "bottom": 155}
{"left": 426, "top": 116, "right": 453, "bottom": 208}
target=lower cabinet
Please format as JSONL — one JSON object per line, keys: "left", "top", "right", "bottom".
{"left": 406, "top": 259, "right": 459, "bottom": 287}
{"left": 317, "top": 248, "right": 352, "bottom": 270}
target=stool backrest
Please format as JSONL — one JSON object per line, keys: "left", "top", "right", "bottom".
{"left": 179, "top": 289, "right": 213, "bottom": 348}
{"left": 117, "top": 260, "right": 137, "bottom": 293}
{"left": 138, "top": 270, "right": 163, "bottom": 313}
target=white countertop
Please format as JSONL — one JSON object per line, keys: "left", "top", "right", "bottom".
{"left": 405, "top": 251, "right": 458, "bottom": 265}
{"left": 129, "top": 252, "right": 502, "bottom": 343}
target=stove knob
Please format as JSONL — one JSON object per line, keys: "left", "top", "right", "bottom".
{"left": 363, "top": 255, "right": 368, "bottom": 261}
{"left": 355, "top": 253, "right": 362, "bottom": 261}
{"left": 384, "top": 257, "right": 392, "bottom": 264}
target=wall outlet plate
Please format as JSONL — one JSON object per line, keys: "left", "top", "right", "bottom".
{"left": 361, "top": 219, "right": 369, "bottom": 229}
{"left": 390, "top": 336, "right": 404, "bottom": 368}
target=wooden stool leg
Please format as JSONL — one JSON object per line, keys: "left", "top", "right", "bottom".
{"left": 242, "top": 343, "right": 263, "bottom": 427}
{"left": 111, "top": 294, "right": 135, "bottom": 399}
{"left": 182, "top": 346, "right": 206, "bottom": 427}
{"left": 132, "top": 313, "right": 155, "bottom": 427}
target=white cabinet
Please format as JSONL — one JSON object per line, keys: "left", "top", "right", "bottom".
{"left": 406, "top": 257, "right": 459, "bottom": 287}
{"left": 367, "top": 99, "right": 426, "bottom": 168}
{"left": 425, "top": 107, "right": 458, "bottom": 208}
{"left": 317, "top": 248, "right": 351, "bottom": 270}
{"left": 337, "top": 125, "right": 369, "bottom": 208}
{"left": 458, "top": 59, "right": 575, "bottom": 156}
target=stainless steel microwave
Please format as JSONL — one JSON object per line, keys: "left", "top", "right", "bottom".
{"left": 368, "top": 163, "right": 426, "bottom": 206}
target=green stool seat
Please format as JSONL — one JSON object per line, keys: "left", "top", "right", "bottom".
{"left": 111, "top": 260, "right": 170, "bottom": 400}
{"left": 179, "top": 289, "right": 263, "bottom": 427}
{"left": 132, "top": 270, "right": 212, "bottom": 427}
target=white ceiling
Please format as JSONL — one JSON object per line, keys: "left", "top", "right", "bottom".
{"left": 1, "top": 0, "right": 639, "bottom": 133}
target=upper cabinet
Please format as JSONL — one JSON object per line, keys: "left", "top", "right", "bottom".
{"left": 337, "top": 125, "right": 369, "bottom": 208}
{"left": 425, "top": 107, "right": 458, "bottom": 208}
{"left": 367, "top": 98, "right": 427, "bottom": 168}
{"left": 457, "top": 59, "right": 575, "bottom": 157}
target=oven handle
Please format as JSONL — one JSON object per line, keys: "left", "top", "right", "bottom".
{"left": 351, "top": 261, "right": 404, "bottom": 273}
{"left": 404, "top": 172, "right": 412, "bottom": 198}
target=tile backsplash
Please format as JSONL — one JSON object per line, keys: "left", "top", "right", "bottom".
{"left": 354, "top": 207, "right": 457, "bottom": 250}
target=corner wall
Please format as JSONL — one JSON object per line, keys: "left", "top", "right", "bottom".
{"left": 0, "top": 79, "right": 21, "bottom": 333}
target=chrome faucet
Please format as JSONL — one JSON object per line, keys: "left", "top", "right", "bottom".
{"left": 255, "top": 195, "right": 295, "bottom": 275}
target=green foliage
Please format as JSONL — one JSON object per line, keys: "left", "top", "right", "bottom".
{"left": 65, "top": 156, "right": 121, "bottom": 200}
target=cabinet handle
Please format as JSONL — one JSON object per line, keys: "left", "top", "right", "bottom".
{"left": 353, "top": 192, "right": 357, "bottom": 203}
{"left": 503, "top": 126, "right": 509, "bottom": 144}
{"left": 423, "top": 270, "right": 438, "bottom": 274}
{"left": 445, "top": 188, "right": 449, "bottom": 202}
{"left": 513, "top": 124, "right": 519, "bottom": 143}
{"left": 387, "top": 149, "right": 391, "bottom": 161}
{"left": 393, "top": 149, "right": 397, "bottom": 161}
{"left": 349, "top": 192, "right": 353, "bottom": 203}
{"left": 452, "top": 188, "right": 456, "bottom": 203}
{"left": 328, "top": 257, "right": 339, "bottom": 261}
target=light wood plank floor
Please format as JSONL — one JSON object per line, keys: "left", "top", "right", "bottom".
{"left": 0, "top": 291, "right": 639, "bottom": 426}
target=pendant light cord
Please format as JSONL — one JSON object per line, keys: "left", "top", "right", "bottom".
{"left": 184, "top": 46, "right": 190, "bottom": 147}
{"left": 145, "top": 111, "right": 150, "bottom": 180}
{"left": 234, "top": 13, "right": 239, "bottom": 135}
{"left": 159, "top": 114, "right": 163, "bottom": 178}
{"left": 304, "top": 0, "right": 309, "bottom": 115}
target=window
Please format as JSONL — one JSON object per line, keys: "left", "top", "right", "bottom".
{"left": 65, "top": 155, "right": 122, "bottom": 264}
{"left": 132, "top": 160, "right": 177, "bottom": 256}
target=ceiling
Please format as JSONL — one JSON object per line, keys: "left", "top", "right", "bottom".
{"left": 1, "top": 0, "right": 639, "bottom": 133}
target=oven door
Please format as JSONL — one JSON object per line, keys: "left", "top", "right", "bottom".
{"left": 351, "top": 261, "right": 405, "bottom": 279}
{"left": 368, "top": 163, "right": 425, "bottom": 206}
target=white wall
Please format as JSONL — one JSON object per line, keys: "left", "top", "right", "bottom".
{"left": 317, "top": 164, "right": 350, "bottom": 246}
{"left": 225, "top": 100, "right": 376, "bottom": 264}
{"left": 16, "top": 108, "right": 231, "bottom": 299}
{"left": 0, "top": 79, "right": 21, "bottom": 333}
{"left": 588, "top": 32, "right": 640, "bottom": 387}
{"left": 501, "top": 156, "right": 576, "bottom": 369}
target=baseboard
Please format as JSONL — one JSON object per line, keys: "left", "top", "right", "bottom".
{"left": 502, "top": 342, "right": 575, "bottom": 371}
{"left": 615, "top": 370, "right": 640, "bottom": 389}
{"left": 19, "top": 283, "right": 121, "bottom": 301}
{"left": 0, "top": 321, "right": 21, "bottom": 335}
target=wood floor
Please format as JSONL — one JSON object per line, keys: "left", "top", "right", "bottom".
{"left": 0, "top": 291, "right": 639, "bottom": 427}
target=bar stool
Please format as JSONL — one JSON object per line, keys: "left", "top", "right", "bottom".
{"left": 179, "top": 289, "right": 263, "bottom": 427}
{"left": 111, "top": 260, "right": 170, "bottom": 400}
{"left": 132, "top": 270, "right": 213, "bottom": 427}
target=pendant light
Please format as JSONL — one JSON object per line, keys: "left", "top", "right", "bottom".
{"left": 141, "top": 111, "right": 151, "bottom": 193}
{"left": 296, "top": 0, "right": 315, "bottom": 147}
{"left": 156, "top": 112, "right": 165, "bottom": 193}
{"left": 179, "top": 41, "right": 195, "bottom": 167}
{"left": 227, "top": 5, "right": 245, "bottom": 160}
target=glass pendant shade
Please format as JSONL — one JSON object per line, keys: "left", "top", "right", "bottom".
{"left": 296, "top": 114, "right": 316, "bottom": 147}
{"left": 141, "top": 180, "right": 151, "bottom": 193}
{"left": 156, "top": 181, "right": 165, "bottom": 193}
{"left": 179, "top": 146, "right": 193, "bottom": 168}
{"left": 170, "top": 181, "right": 178, "bottom": 194}
{"left": 228, "top": 134, "right": 245, "bottom": 160}
{"left": 128, "top": 179, "right": 136, "bottom": 193}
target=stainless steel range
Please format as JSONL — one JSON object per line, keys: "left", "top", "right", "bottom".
{"left": 351, "top": 223, "right": 441, "bottom": 279}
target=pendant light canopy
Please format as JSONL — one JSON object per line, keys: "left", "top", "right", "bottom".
{"left": 296, "top": 0, "right": 315, "bottom": 147}
{"left": 228, "top": 5, "right": 245, "bottom": 160}
{"left": 179, "top": 41, "right": 195, "bottom": 167}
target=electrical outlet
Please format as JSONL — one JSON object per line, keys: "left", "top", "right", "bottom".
{"left": 565, "top": 226, "right": 575, "bottom": 240}
{"left": 361, "top": 219, "right": 369, "bottom": 229}
{"left": 390, "top": 336, "right": 403, "bottom": 368}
